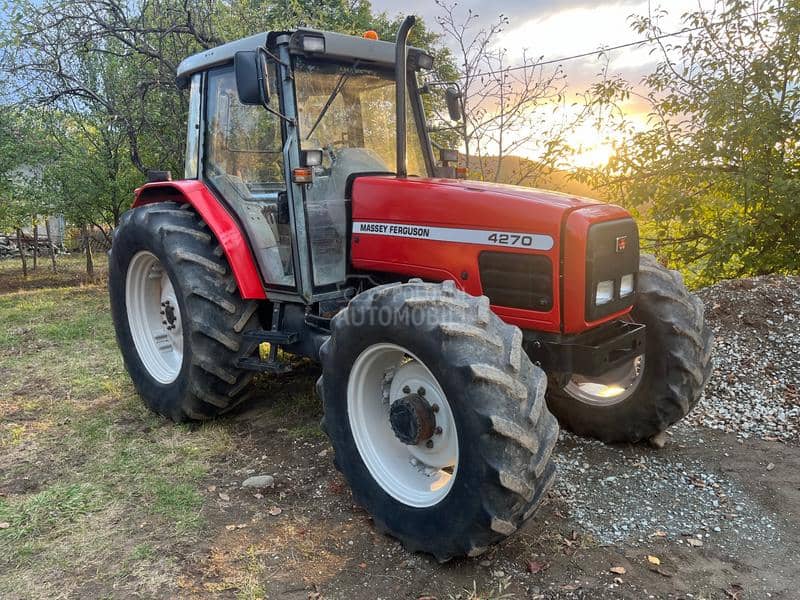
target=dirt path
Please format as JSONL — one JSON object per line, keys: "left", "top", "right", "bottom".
{"left": 176, "top": 387, "right": 799, "bottom": 599}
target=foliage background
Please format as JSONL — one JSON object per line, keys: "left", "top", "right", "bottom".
{"left": 1, "top": 0, "right": 798, "bottom": 286}
{"left": 577, "top": 0, "right": 800, "bottom": 285}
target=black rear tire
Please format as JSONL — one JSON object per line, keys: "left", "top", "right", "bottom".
{"left": 546, "top": 254, "right": 713, "bottom": 443}
{"left": 318, "top": 280, "right": 559, "bottom": 560}
{"left": 109, "top": 202, "right": 260, "bottom": 422}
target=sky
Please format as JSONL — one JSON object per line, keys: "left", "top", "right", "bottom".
{"left": 371, "top": 0, "right": 717, "bottom": 167}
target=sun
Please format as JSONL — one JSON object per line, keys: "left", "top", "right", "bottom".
{"left": 566, "top": 122, "right": 620, "bottom": 169}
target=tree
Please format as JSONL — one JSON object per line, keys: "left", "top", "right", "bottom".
{"left": 0, "top": 109, "right": 55, "bottom": 226}
{"left": 43, "top": 111, "right": 142, "bottom": 238}
{"left": 0, "top": 108, "right": 57, "bottom": 272}
{"left": 579, "top": 0, "right": 800, "bottom": 285}
{"left": 431, "top": 1, "right": 577, "bottom": 185}
{"left": 0, "top": 0, "right": 216, "bottom": 177}
{"left": 0, "top": 0, "right": 449, "bottom": 242}
{"left": 1, "top": 0, "right": 450, "bottom": 178}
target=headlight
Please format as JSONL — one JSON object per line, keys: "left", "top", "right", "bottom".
{"left": 595, "top": 280, "right": 614, "bottom": 305}
{"left": 302, "top": 35, "right": 325, "bottom": 53}
{"left": 620, "top": 273, "right": 634, "bottom": 297}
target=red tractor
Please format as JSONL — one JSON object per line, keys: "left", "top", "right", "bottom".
{"left": 109, "top": 17, "right": 712, "bottom": 560}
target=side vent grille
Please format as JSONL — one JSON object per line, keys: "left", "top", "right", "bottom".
{"left": 478, "top": 252, "right": 553, "bottom": 311}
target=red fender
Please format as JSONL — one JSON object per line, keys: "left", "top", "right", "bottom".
{"left": 133, "top": 180, "right": 267, "bottom": 300}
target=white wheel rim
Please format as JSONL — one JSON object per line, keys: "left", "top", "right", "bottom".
{"left": 347, "top": 343, "right": 458, "bottom": 508}
{"left": 125, "top": 251, "right": 184, "bottom": 384}
{"left": 564, "top": 354, "right": 645, "bottom": 406}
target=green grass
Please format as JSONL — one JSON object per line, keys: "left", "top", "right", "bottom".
{"left": 0, "top": 287, "right": 112, "bottom": 350}
{"left": 149, "top": 480, "right": 205, "bottom": 531}
{"left": 130, "top": 543, "right": 155, "bottom": 561}
{"left": 286, "top": 422, "right": 325, "bottom": 440}
{"left": 0, "top": 253, "right": 107, "bottom": 294}
{"left": 235, "top": 545, "right": 268, "bottom": 600}
{"left": 0, "top": 483, "right": 105, "bottom": 542}
{"left": 262, "top": 371, "right": 321, "bottom": 420}
{"left": 0, "top": 281, "right": 234, "bottom": 595}
{"left": 0, "top": 269, "right": 326, "bottom": 598}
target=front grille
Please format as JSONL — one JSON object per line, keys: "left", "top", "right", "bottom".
{"left": 479, "top": 252, "right": 552, "bottom": 311}
{"left": 585, "top": 218, "right": 639, "bottom": 321}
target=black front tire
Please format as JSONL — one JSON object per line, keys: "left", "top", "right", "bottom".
{"left": 109, "top": 202, "right": 260, "bottom": 422}
{"left": 546, "top": 254, "right": 713, "bottom": 443}
{"left": 318, "top": 280, "right": 559, "bottom": 560}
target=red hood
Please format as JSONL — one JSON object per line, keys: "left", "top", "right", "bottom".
{"left": 349, "top": 175, "right": 634, "bottom": 334}
{"left": 350, "top": 176, "right": 608, "bottom": 233}
{"left": 418, "top": 178, "right": 600, "bottom": 208}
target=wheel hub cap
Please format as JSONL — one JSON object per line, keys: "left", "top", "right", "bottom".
{"left": 162, "top": 300, "right": 177, "bottom": 329}
{"left": 389, "top": 393, "right": 436, "bottom": 445}
{"left": 564, "top": 354, "right": 645, "bottom": 406}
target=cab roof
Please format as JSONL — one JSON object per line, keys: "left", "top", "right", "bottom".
{"left": 176, "top": 29, "right": 429, "bottom": 88}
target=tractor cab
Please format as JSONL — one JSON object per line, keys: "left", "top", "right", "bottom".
{"left": 175, "top": 25, "right": 439, "bottom": 303}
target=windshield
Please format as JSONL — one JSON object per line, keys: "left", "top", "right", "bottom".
{"left": 293, "top": 57, "right": 428, "bottom": 176}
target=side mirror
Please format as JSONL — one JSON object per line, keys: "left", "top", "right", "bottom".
{"left": 439, "top": 148, "right": 458, "bottom": 165}
{"left": 234, "top": 49, "right": 271, "bottom": 106}
{"left": 445, "top": 86, "right": 462, "bottom": 122}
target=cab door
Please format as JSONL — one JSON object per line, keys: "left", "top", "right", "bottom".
{"left": 202, "top": 64, "right": 297, "bottom": 292}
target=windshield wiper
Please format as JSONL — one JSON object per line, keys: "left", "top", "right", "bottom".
{"left": 305, "top": 62, "right": 360, "bottom": 140}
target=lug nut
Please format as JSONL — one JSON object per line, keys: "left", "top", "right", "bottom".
{"left": 417, "top": 387, "right": 426, "bottom": 396}
{"left": 402, "top": 385, "right": 411, "bottom": 394}
{"left": 435, "top": 426, "right": 443, "bottom": 435}
{"left": 426, "top": 439, "right": 434, "bottom": 448}
{"left": 432, "top": 404, "right": 439, "bottom": 413}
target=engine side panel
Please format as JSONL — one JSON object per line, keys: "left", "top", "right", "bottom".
{"left": 350, "top": 176, "right": 634, "bottom": 333}
{"left": 133, "top": 180, "right": 267, "bottom": 300}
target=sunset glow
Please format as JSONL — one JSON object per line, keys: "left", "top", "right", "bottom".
{"left": 376, "top": 0, "right": 717, "bottom": 170}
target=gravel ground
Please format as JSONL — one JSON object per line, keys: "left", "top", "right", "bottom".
{"left": 546, "top": 274, "right": 799, "bottom": 594}
{"left": 553, "top": 427, "right": 782, "bottom": 550}
{"left": 687, "top": 275, "right": 800, "bottom": 443}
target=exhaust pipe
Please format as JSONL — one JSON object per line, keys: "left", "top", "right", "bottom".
{"left": 395, "top": 15, "right": 415, "bottom": 178}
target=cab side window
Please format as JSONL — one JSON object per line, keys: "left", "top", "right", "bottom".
{"left": 204, "top": 64, "right": 294, "bottom": 288}
{"left": 205, "top": 66, "right": 283, "bottom": 190}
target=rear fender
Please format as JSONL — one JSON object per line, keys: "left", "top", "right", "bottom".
{"left": 133, "top": 180, "right": 267, "bottom": 300}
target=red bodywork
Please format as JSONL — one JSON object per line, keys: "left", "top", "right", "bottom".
{"left": 133, "top": 176, "right": 634, "bottom": 335}
{"left": 350, "top": 176, "right": 634, "bottom": 334}
{"left": 133, "top": 180, "right": 267, "bottom": 300}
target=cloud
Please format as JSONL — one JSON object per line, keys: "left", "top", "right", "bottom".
{"left": 497, "top": 1, "right": 701, "bottom": 64}
{"left": 370, "top": 0, "right": 718, "bottom": 167}
{"left": 372, "top": 0, "right": 645, "bottom": 26}
{"left": 375, "top": 0, "right": 712, "bottom": 72}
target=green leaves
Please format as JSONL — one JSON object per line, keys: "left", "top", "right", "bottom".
{"left": 583, "top": 0, "right": 800, "bottom": 286}
{"left": 0, "top": 0, "right": 451, "bottom": 233}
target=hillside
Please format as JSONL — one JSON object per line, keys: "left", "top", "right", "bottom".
{"left": 462, "top": 153, "right": 608, "bottom": 200}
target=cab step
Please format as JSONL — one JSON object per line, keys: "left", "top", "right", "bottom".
{"left": 235, "top": 329, "right": 298, "bottom": 373}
